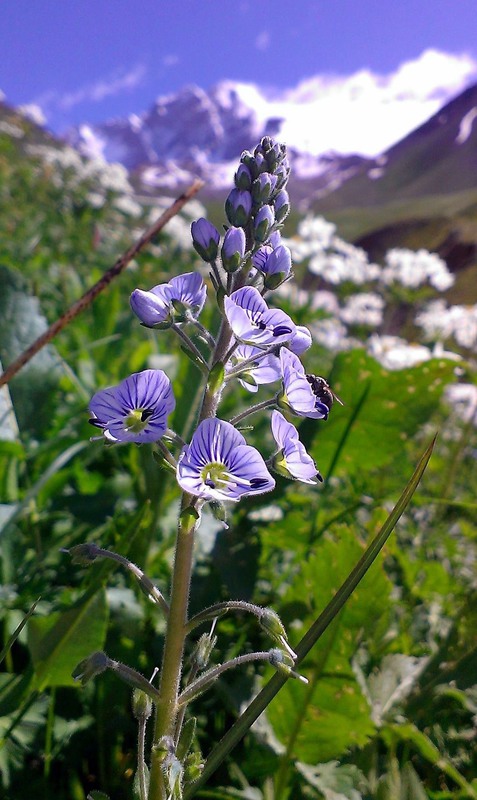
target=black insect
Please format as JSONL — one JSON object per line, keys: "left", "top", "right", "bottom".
{"left": 305, "top": 375, "right": 343, "bottom": 413}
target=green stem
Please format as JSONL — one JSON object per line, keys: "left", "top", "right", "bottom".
{"left": 172, "top": 324, "right": 208, "bottom": 370}
{"left": 43, "top": 687, "right": 55, "bottom": 780}
{"left": 137, "top": 713, "right": 148, "bottom": 800}
{"left": 148, "top": 508, "right": 197, "bottom": 800}
{"left": 178, "top": 651, "right": 272, "bottom": 706}
{"left": 229, "top": 397, "right": 276, "bottom": 426}
{"left": 185, "top": 600, "right": 267, "bottom": 633}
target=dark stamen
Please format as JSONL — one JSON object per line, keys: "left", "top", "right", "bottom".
{"left": 250, "top": 477, "right": 269, "bottom": 489}
{"left": 205, "top": 478, "right": 216, "bottom": 488}
{"left": 88, "top": 418, "right": 104, "bottom": 428}
{"left": 273, "top": 325, "right": 292, "bottom": 338}
{"left": 140, "top": 408, "right": 154, "bottom": 422}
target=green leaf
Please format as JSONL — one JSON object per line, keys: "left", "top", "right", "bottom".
{"left": 0, "top": 598, "right": 40, "bottom": 666}
{"left": 382, "top": 723, "right": 477, "bottom": 798}
{"left": 0, "top": 264, "right": 63, "bottom": 433}
{"left": 28, "top": 589, "right": 109, "bottom": 689}
{"left": 297, "top": 760, "right": 367, "bottom": 799}
{"left": 306, "top": 350, "right": 454, "bottom": 478}
{"left": 355, "top": 653, "right": 429, "bottom": 727}
{"left": 266, "top": 526, "right": 391, "bottom": 762}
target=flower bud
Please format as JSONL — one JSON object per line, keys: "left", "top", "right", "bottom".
{"left": 221, "top": 226, "right": 246, "bottom": 272}
{"left": 66, "top": 542, "right": 101, "bottom": 565}
{"left": 253, "top": 151, "right": 267, "bottom": 175}
{"left": 190, "top": 632, "right": 217, "bottom": 671}
{"left": 262, "top": 244, "right": 292, "bottom": 290}
{"left": 274, "top": 188, "right": 290, "bottom": 223}
{"left": 260, "top": 609, "right": 297, "bottom": 659}
{"left": 72, "top": 651, "right": 111, "bottom": 685}
{"left": 130, "top": 288, "right": 173, "bottom": 328}
{"left": 274, "top": 164, "right": 290, "bottom": 192}
{"left": 191, "top": 218, "right": 220, "bottom": 262}
{"left": 225, "top": 188, "right": 252, "bottom": 227}
{"left": 234, "top": 163, "right": 252, "bottom": 191}
{"left": 253, "top": 205, "right": 274, "bottom": 243}
{"left": 251, "top": 172, "right": 277, "bottom": 205}
{"left": 132, "top": 688, "right": 152, "bottom": 720}
{"left": 269, "top": 648, "right": 308, "bottom": 683}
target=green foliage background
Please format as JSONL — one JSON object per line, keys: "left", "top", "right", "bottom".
{"left": 0, "top": 106, "right": 476, "bottom": 800}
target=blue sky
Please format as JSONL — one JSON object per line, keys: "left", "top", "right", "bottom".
{"left": 2, "top": 0, "right": 477, "bottom": 139}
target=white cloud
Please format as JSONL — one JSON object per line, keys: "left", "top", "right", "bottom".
{"left": 163, "top": 54, "right": 180, "bottom": 68}
{"left": 255, "top": 31, "right": 271, "bottom": 52}
{"left": 36, "top": 64, "right": 146, "bottom": 116}
{"left": 233, "top": 49, "right": 477, "bottom": 157}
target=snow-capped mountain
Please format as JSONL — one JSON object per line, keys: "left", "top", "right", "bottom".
{"left": 67, "top": 81, "right": 371, "bottom": 197}
{"left": 64, "top": 77, "right": 477, "bottom": 205}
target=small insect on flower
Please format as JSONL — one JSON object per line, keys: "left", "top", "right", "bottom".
{"left": 305, "top": 375, "right": 344, "bottom": 414}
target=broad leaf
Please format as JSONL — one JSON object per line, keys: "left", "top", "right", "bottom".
{"left": 28, "top": 589, "right": 108, "bottom": 689}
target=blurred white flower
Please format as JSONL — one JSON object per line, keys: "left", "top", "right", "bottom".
{"left": 340, "top": 293, "right": 385, "bottom": 327}
{"left": 381, "top": 248, "right": 454, "bottom": 291}
{"left": 416, "top": 301, "right": 477, "bottom": 349}
{"left": 367, "top": 334, "right": 432, "bottom": 370}
{"left": 445, "top": 383, "right": 477, "bottom": 425}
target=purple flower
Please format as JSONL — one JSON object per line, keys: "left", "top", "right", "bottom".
{"left": 224, "top": 286, "right": 296, "bottom": 347}
{"left": 89, "top": 370, "right": 175, "bottom": 443}
{"left": 288, "top": 325, "right": 313, "bottom": 355}
{"left": 278, "top": 349, "right": 329, "bottom": 420}
{"left": 176, "top": 418, "right": 275, "bottom": 502}
{"left": 234, "top": 163, "right": 252, "bottom": 191}
{"left": 253, "top": 205, "right": 275, "bottom": 243}
{"left": 221, "top": 226, "right": 246, "bottom": 272}
{"left": 225, "top": 189, "right": 252, "bottom": 227}
{"left": 191, "top": 218, "right": 220, "bottom": 262}
{"left": 252, "top": 172, "right": 277, "bottom": 204}
{"left": 130, "top": 272, "right": 206, "bottom": 327}
{"left": 274, "top": 189, "right": 290, "bottom": 223}
{"left": 254, "top": 244, "right": 292, "bottom": 288}
{"left": 228, "top": 344, "right": 281, "bottom": 393}
{"left": 271, "top": 410, "right": 321, "bottom": 484}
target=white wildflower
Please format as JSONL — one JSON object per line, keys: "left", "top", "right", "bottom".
{"left": 367, "top": 334, "right": 432, "bottom": 370}
{"left": 381, "top": 248, "right": 454, "bottom": 291}
{"left": 340, "top": 293, "right": 385, "bottom": 327}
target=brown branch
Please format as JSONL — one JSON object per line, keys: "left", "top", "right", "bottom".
{"left": 0, "top": 179, "right": 204, "bottom": 389}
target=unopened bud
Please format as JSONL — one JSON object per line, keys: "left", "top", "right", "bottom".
{"left": 269, "top": 648, "right": 308, "bottom": 683}
{"left": 225, "top": 189, "right": 252, "bottom": 227}
{"left": 251, "top": 172, "right": 277, "bottom": 205}
{"left": 191, "top": 218, "right": 220, "bottom": 262}
{"left": 72, "top": 651, "right": 111, "bottom": 685}
{"left": 274, "top": 189, "right": 290, "bottom": 223}
{"left": 221, "top": 226, "right": 246, "bottom": 272}
{"left": 253, "top": 205, "right": 274, "bottom": 243}
{"left": 234, "top": 163, "right": 252, "bottom": 190}
{"left": 132, "top": 688, "right": 152, "bottom": 720}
